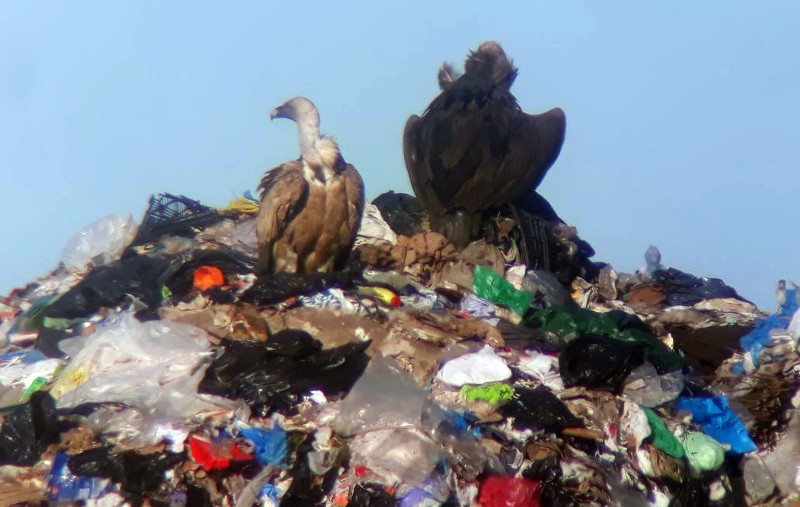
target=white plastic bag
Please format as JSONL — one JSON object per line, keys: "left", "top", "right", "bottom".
{"left": 51, "top": 314, "right": 241, "bottom": 445}
{"left": 61, "top": 214, "right": 138, "bottom": 271}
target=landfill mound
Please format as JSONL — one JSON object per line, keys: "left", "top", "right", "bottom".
{"left": 1, "top": 191, "right": 798, "bottom": 507}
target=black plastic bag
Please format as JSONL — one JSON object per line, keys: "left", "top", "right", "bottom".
{"left": 496, "top": 320, "right": 565, "bottom": 353}
{"left": 68, "top": 446, "right": 185, "bottom": 497}
{"left": 42, "top": 248, "right": 257, "bottom": 322}
{"left": 0, "top": 391, "right": 58, "bottom": 466}
{"left": 502, "top": 385, "right": 582, "bottom": 432}
{"left": 199, "top": 330, "right": 370, "bottom": 416}
{"left": 653, "top": 268, "right": 749, "bottom": 307}
{"left": 559, "top": 334, "right": 645, "bottom": 393}
{"left": 240, "top": 271, "right": 354, "bottom": 305}
{"left": 160, "top": 248, "right": 258, "bottom": 301}
{"left": 371, "top": 191, "right": 429, "bottom": 237}
{"left": 42, "top": 254, "right": 173, "bottom": 320}
{"left": 280, "top": 436, "right": 340, "bottom": 506}
{"left": 347, "top": 483, "right": 396, "bottom": 507}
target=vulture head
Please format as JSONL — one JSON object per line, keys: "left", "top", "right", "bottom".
{"left": 403, "top": 41, "right": 566, "bottom": 248}
{"left": 270, "top": 96, "right": 319, "bottom": 124}
{"left": 270, "top": 96, "right": 342, "bottom": 173}
{"left": 464, "top": 40, "right": 518, "bottom": 88}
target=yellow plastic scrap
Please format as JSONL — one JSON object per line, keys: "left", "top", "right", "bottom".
{"left": 357, "top": 286, "right": 401, "bottom": 307}
{"left": 223, "top": 196, "right": 260, "bottom": 215}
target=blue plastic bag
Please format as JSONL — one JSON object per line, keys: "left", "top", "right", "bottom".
{"left": 239, "top": 426, "right": 289, "bottom": 467}
{"left": 675, "top": 396, "right": 757, "bottom": 454}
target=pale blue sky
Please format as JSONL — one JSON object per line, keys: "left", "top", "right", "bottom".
{"left": 1, "top": 2, "right": 798, "bottom": 310}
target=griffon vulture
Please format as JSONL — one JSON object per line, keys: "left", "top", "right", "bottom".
{"left": 256, "top": 97, "right": 365, "bottom": 274}
{"left": 403, "top": 41, "right": 566, "bottom": 247}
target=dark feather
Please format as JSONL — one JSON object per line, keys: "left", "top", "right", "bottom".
{"left": 403, "top": 41, "right": 566, "bottom": 247}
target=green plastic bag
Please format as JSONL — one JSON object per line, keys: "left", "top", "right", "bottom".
{"left": 643, "top": 408, "right": 685, "bottom": 458}
{"left": 460, "top": 383, "right": 515, "bottom": 405}
{"left": 473, "top": 265, "right": 533, "bottom": 317}
{"left": 531, "top": 307, "right": 684, "bottom": 372}
{"left": 681, "top": 431, "right": 725, "bottom": 473}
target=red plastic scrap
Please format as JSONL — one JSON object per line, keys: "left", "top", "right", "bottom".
{"left": 193, "top": 265, "right": 225, "bottom": 292}
{"left": 478, "top": 476, "right": 541, "bottom": 507}
{"left": 188, "top": 435, "right": 254, "bottom": 471}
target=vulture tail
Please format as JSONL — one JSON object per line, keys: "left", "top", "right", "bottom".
{"left": 432, "top": 209, "right": 481, "bottom": 249}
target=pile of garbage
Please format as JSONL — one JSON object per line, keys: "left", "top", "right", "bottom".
{"left": 1, "top": 191, "right": 798, "bottom": 506}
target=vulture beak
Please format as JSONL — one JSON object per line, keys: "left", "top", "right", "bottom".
{"left": 270, "top": 103, "right": 291, "bottom": 121}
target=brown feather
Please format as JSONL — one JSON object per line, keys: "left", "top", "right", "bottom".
{"left": 257, "top": 97, "right": 365, "bottom": 274}
{"left": 256, "top": 160, "right": 309, "bottom": 273}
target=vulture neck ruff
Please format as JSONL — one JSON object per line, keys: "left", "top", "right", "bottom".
{"left": 290, "top": 103, "right": 341, "bottom": 185}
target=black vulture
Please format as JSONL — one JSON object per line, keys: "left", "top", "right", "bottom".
{"left": 403, "top": 41, "right": 566, "bottom": 248}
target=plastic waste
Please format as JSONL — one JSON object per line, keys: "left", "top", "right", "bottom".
{"left": 0, "top": 350, "right": 62, "bottom": 407}
{"left": 336, "top": 359, "right": 493, "bottom": 482}
{"left": 188, "top": 434, "right": 255, "bottom": 471}
{"left": 371, "top": 191, "right": 430, "bottom": 237}
{"left": 618, "top": 400, "right": 652, "bottom": 449}
{"left": 50, "top": 314, "right": 239, "bottom": 446}
{"left": 67, "top": 445, "right": 185, "bottom": 498}
{"left": 436, "top": 345, "right": 512, "bottom": 387}
{"left": 241, "top": 270, "right": 354, "bottom": 305}
{"left": 460, "top": 383, "right": 514, "bottom": 405}
{"left": 643, "top": 408, "right": 685, "bottom": 458}
{"left": 675, "top": 396, "right": 757, "bottom": 454}
{"left": 280, "top": 436, "right": 340, "bottom": 506}
{"left": 193, "top": 265, "right": 225, "bottom": 291}
{"left": 238, "top": 425, "right": 289, "bottom": 467}
{"left": 128, "top": 192, "right": 222, "bottom": 248}
{"left": 473, "top": 265, "right": 534, "bottom": 317}
{"left": 61, "top": 213, "right": 138, "bottom": 271}
{"left": 652, "top": 267, "right": 749, "bottom": 307}
{"left": 559, "top": 334, "right": 644, "bottom": 393}
{"left": 355, "top": 203, "right": 398, "bottom": 247}
{"left": 622, "top": 362, "right": 684, "bottom": 407}
{"left": 459, "top": 293, "right": 500, "bottom": 326}
{"left": 742, "top": 455, "right": 777, "bottom": 503}
{"left": 514, "top": 352, "right": 564, "bottom": 390}
{"left": 520, "top": 270, "right": 573, "bottom": 309}
{"left": 350, "top": 427, "right": 444, "bottom": 488}
{"left": 501, "top": 385, "right": 582, "bottom": 433}
{"left": 0, "top": 391, "right": 58, "bottom": 466}
{"left": 478, "top": 476, "right": 541, "bottom": 507}
{"left": 335, "top": 359, "right": 429, "bottom": 436}
{"left": 401, "top": 488, "right": 442, "bottom": 507}
{"left": 200, "top": 330, "right": 370, "bottom": 417}
{"left": 347, "top": 482, "right": 397, "bottom": 507}
{"left": 358, "top": 286, "right": 402, "bottom": 306}
{"left": 498, "top": 321, "right": 564, "bottom": 355}
{"left": 680, "top": 431, "right": 725, "bottom": 474}
{"left": 47, "top": 452, "right": 116, "bottom": 503}
{"left": 532, "top": 307, "right": 683, "bottom": 372}
{"left": 38, "top": 253, "right": 169, "bottom": 321}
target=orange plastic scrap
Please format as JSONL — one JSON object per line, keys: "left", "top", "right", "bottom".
{"left": 193, "top": 266, "right": 225, "bottom": 292}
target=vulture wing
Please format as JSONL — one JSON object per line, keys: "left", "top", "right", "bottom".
{"left": 335, "top": 163, "right": 366, "bottom": 268}
{"left": 403, "top": 114, "right": 445, "bottom": 215}
{"left": 256, "top": 160, "right": 309, "bottom": 272}
{"left": 403, "top": 83, "right": 520, "bottom": 214}
{"left": 452, "top": 107, "right": 566, "bottom": 209}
